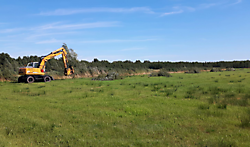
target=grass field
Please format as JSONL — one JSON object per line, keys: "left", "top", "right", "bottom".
{"left": 0, "top": 69, "right": 250, "bottom": 147}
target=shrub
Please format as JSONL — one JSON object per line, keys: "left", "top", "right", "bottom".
{"left": 226, "top": 68, "right": 235, "bottom": 71}
{"left": 92, "top": 72, "right": 123, "bottom": 81}
{"left": 210, "top": 68, "right": 222, "bottom": 72}
{"left": 185, "top": 69, "right": 200, "bottom": 73}
{"left": 149, "top": 69, "right": 171, "bottom": 77}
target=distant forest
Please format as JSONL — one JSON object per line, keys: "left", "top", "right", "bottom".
{"left": 1, "top": 44, "right": 250, "bottom": 81}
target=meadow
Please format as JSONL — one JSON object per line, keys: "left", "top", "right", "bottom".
{"left": 0, "top": 69, "right": 250, "bottom": 147}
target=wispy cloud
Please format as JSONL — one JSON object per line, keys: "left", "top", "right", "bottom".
{"left": 33, "top": 21, "right": 120, "bottom": 31}
{"left": 160, "top": 10, "right": 183, "bottom": 16}
{"left": 0, "top": 21, "right": 121, "bottom": 46}
{"left": 0, "top": 28, "right": 24, "bottom": 33}
{"left": 232, "top": 0, "right": 242, "bottom": 5}
{"left": 226, "top": 0, "right": 242, "bottom": 6}
{"left": 39, "top": 7, "right": 154, "bottom": 16}
{"left": 0, "top": 21, "right": 119, "bottom": 34}
{"left": 199, "top": 3, "right": 219, "bottom": 9}
{"left": 160, "top": 0, "right": 241, "bottom": 17}
{"left": 80, "top": 39, "right": 156, "bottom": 44}
{"left": 160, "top": 6, "right": 195, "bottom": 17}
{"left": 173, "top": 6, "right": 196, "bottom": 12}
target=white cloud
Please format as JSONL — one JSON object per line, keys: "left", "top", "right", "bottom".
{"left": 32, "top": 21, "right": 120, "bottom": 31}
{"left": 0, "top": 28, "right": 24, "bottom": 33}
{"left": 226, "top": 0, "right": 242, "bottom": 6}
{"left": 199, "top": 3, "right": 219, "bottom": 9}
{"left": 173, "top": 6, "right": 196, "bottom": 12}
{"left": 160, "top": 0, "right": 240, "bottom": 17}
{"left": 233, "top": 0, "right": 242, "bottom": 5}
{"left": 38, "top": 7, "right": 154, "bottom": 16}
{"left": 0, "top": 21, "right": 119, "bottom": 35}
{"left": 198, "top": 0, "right": 242, "bottom": 9}
{"left": 160, "top": 6, "right": 195, "bottom": 17}
{"left": 160, "top": 10, "right": 183, "bottom": 16}
{"left": 0, "top": 21, "right": 122, "bottom": 49}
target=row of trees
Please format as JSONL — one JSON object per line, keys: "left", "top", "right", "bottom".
{"left": 0, "top": 44, "right": 249, "bottom": 81}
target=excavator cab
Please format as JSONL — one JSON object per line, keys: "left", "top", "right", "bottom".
{"left": 19, "top": 62, "right": 44, "bottom": 76}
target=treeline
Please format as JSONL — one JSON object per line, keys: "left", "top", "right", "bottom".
{"left": 1, "top": 44, "right": 250, "bottom": 81}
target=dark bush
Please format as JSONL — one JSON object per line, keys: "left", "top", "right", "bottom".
{"left": 185, "top": 69, "right": 200, "bottom": 73}
{"left": 210, "top": 68, "right": 222, "bottom": 72}
{"left": 149, "top": 69, "right": 171, "bottom": 77}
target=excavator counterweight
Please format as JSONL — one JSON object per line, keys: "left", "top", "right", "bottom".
{"left": 18, "top": 46, "right": 74, "bottom": 83}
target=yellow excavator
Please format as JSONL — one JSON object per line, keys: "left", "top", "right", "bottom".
{"left": 18, "top": 46, "right": 74, "bottom": 83}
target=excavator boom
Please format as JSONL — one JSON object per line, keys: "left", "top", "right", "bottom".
{"left": 38, "top": 47, "right": 74, "bottom": 76}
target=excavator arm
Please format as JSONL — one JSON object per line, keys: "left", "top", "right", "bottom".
{"left": 39, "top": 47, "right": 74, "bottom": 76}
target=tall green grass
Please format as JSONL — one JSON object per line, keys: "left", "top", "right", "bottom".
{"left": 0, "top": 70, "right": 250, "bottom": 146}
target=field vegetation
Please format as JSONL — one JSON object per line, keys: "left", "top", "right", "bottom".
{"left": 0, "top": 69, "right": 250, "bottom": 146}
{"left": 1, "top": 44, "right": 250, "bottom": 81}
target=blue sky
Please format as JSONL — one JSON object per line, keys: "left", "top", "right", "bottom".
{"left": 0, "top": 0, "right": 249, "bottom": 62}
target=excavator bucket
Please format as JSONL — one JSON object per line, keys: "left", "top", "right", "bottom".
{"left": 70, "top": 65, "right": 74, "bottom": 74}
{"left": 64, "top": 66, "right": 74, "bottom": 76}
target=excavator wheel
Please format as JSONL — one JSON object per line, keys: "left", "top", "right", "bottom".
{"left": 18, "top": 77, "right": 22, "bottom": 83}
{"left": 26, "top": 76, "right": 35, "bottom": 83}
{"left": 43, "top": 76, "right": 51, "bottom": 82}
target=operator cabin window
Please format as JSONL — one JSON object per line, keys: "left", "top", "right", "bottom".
{"left": 27, "top": 63, "right": 33, "bottom": 67}
{"left": 34, "top": 62, "right": 39, "bottom": 68}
